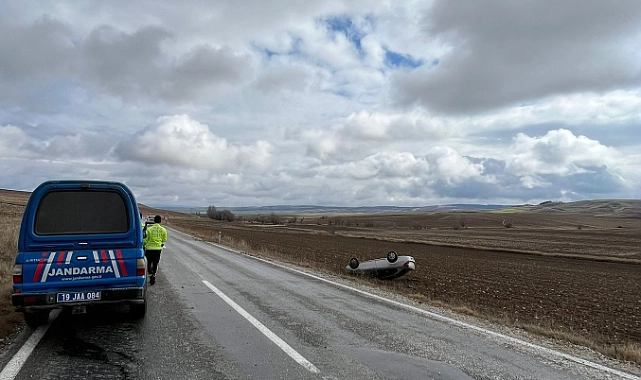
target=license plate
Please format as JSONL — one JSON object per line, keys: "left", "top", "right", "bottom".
{"left": 57, "top": 291, "right": 101, "bottom": 303}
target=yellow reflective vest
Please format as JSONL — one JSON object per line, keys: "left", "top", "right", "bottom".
{"left": 143, "top": 223, "right": 167, "bottom": 250}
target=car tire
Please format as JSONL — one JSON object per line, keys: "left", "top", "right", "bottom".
{"left": 349, "top": 257, "right": 359, "bottom": 269}
{"left": 23, "top": 310, "right": 50, "bottom": 328}
{"left": 386, "top": 250, "right": 398, "bottom": 263}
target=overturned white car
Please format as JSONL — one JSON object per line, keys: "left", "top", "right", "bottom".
{"left": 346, "top": 251, "right": 416, "bottom": 280}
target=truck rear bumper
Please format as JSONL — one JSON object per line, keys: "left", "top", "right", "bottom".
{"left": 12, "top": 287, "right": 145, "bottom": 312}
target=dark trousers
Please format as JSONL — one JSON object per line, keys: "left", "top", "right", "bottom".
{"left": 145, "top": 250, "right": 162, "bottom": 275}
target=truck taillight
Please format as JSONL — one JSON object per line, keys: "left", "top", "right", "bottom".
{"left": 13, "top": 264, "right": 23, "bottom": 284}
{"left": 136, "top": 258, "right": 146, "bottom": 276}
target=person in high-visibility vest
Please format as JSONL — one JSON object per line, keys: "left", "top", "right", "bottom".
{"left": 143, "top": 215, "right": 167, "bottom": 285}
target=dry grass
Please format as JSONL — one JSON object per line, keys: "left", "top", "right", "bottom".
{"left": 604, "top": 343, "right": 641, "bottom": 364}
{"left": 0, "top": 202, "right": 27, "bottom": 336}
{"left": 513, "top": 323, "right": 641, "bottom": 365}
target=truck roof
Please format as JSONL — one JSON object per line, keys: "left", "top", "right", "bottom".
{"left": 18, "top": 180, "right": 143, "bottom": 251}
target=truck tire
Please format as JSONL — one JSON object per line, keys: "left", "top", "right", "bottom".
{"left": 130, "top": 292, "right": 147, "bottom": 319}
{"left": 130, "top": 301, "right": 146, "bottom": 319}
{"left": 24, "top": 310, "right": 50, "bottom": 328}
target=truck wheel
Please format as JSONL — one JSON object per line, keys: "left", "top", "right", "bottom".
{"left": 24, "top": 310, "right": 50, "bottom": 328}
{"left": 349, "top": 257, "right": 359, "bottom": 269}
{"left": 130, "top": 291, "right": 147, "bottom": 319}
{"left": 386, "top": 251, "right": 398, "bottom": 263}
{"left": 130, "top": 301, "right": 147, "bottom": 319}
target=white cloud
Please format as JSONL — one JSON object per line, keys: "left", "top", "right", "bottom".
{"left": 519, "top": 175, "right": 549, "bottom": 190}
{"left": 0, "top": 124, "right": 115, "bottom": 161}
{"left": 302, "top": 110, "right": 452, "bottom": 163}
{"left": 469, "top": 90, "right": 641, "bottom": 133}
{"left": 341, "top": 111, "right": 392, "bottom": 140}
{"left": 319, "top": 148, "right": 482, "bottom": 185}
{"left": 304, "top": 129, "right": 338, "bottom": 162}
{"left": 360, "top": 34, "right": 386, "bottom": 68}
{"left": 342, "top": 152, "right": 430, "bottom": 180}
{"left": 429, "top": 146, "right": 484, "bottom": 184}
{"left": 115, "top": 114, "right": 272, "bottom": 171}
{"left": 0, "top": 125, "right": 35, "bottom": 159}
{"left": 302, "top": 22, "right": 361, "bottom": 69}
{"left": 254, "top": 69, "right": 309, "bottom": 93}
{"left": 506, "top": 129, "right": 617, "bottom": 177}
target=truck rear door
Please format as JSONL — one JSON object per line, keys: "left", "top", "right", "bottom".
{"left": 16, "top": 182, "right": 144, "bottom": 293}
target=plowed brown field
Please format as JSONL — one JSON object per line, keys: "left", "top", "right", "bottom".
{"left": 165, "top": 210, "right": 641, "bottom": 351}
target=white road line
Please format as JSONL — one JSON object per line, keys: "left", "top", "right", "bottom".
{"left": 0, "top": 311, "right": 58, "bottom": 380}
{"left": 201, "top": 280, "right": 320, "bottom": 374}
{"left": 204, "top": 242, "right": 640, "bottom": 380}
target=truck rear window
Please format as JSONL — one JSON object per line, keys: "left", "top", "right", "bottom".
{"left": 35, "top": 190, "right": 129, "bottom": 235}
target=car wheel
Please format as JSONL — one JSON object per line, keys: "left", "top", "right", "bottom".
{"left": 24, "top": 310, "right": 50, "bottom": 328}
{"left": 386, "top": 250, "right": 398, "bottom": 263}
{"left": 349, "top": 257, "right": 359, "bottom": 269}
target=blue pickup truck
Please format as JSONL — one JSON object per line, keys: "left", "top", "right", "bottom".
{"left": 12, "top": 180, "right": 148, "bottom": 327}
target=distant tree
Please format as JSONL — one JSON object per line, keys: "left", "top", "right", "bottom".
{"left": 269, "top": 212, "right": 281, "bottom": 224}
{"left": 206, "top": 205, "right": 236, "bottom": 222}
{"left": 220, "top": 210, "right": 235, "bottom": 222}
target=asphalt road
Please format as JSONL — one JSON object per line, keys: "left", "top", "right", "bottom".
{"left": 1, "top": 228, "right": 639, "bottom": 379}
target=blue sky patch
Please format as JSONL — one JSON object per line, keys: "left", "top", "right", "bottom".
{"left": 385, "top": 50, "right": 423, "bottom": 69}
{"left": 325, "top": 15, "right": 367, "bottom": 54}
{"left": 262, "top": 48, "right": 278, "bottom": 59}
{"left": 254, "top": 36, "right": 304, "bottom": 59}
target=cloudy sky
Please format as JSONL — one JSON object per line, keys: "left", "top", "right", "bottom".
{"left": 1, "top": 1, "right": 640, "bottom": 207}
